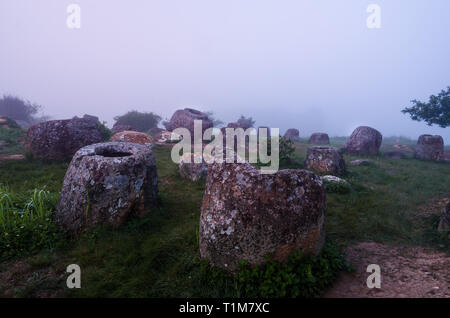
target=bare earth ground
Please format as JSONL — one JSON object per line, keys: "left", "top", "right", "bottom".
{"left": 326, "top": 196, "right": 450, "bottom": 298}
{"left": 324, "top": 242, "right": 449, "bottom": 298}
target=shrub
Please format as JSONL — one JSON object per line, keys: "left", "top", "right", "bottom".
{"left": 279, "top": 137, "right": 295, "bottom": 163}
{"left": 236, "top": 115, "right": 255, "bottom": 129}
{"left": 199, "top": 241, "right": 350, "bottom": 298}
{"left": 0, "top": 187, "right": 62, "bottom": 259}
{"left": 0, "top": 95, "right": 41, "bottom": 123}
{"left": 322, "top": 179, "right": 352, "bottom": 194}
{"left": 97, "top": 121, "right": 112, "bottom": 141}
{"left": 114, "top": 110, "right": 161, "bottom": 132}
{"left": 0, "top": 123, "right": 24, "bottom": 154}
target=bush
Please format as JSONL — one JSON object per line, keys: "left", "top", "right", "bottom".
{"left": 97, "top": 121, "right": 112, "bottom": 141}
{"left": 199, "top": 241, "right": 350, "bottom": 298}
{"left": 322, "top": 179, "right": 352, "bottom": 194}
{"left": 0, "top": 95, "right": 41, "bottom": 123}
{"left": 0, "top": 121, "right": 24, "bottom": 154}
{"left": 0, "top": 187, "right": 62, "bottom": 259}
{"left": 279, "top": 137, "right": 295, "bottom": 163}
{"left": 114, "top": 110, "right": 161, "bottom": 132}
{"left": 236, "top": 115, "right": 255, "bottom": 129}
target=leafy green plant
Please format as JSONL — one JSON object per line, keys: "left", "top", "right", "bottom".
{"left": 279, "top": 137, "right": 295, "bottom": 163}
{"left": 0, "top": 125, "right": 24, "bottom": 154}
{"left": 97, "top": 121, "right": 113, "bottom": 141}
{"left": 0, "top": 187, "right": 62, "bottom": 259}
{"left": 200, "top": 241, "right": 350, "bottom": 298}
{"left": 322, "top": 179, "right": 352, "bottom": 194}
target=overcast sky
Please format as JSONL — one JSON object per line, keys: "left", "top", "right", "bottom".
{"left": 0, "top": 0, "right": 449, "bottom": 142}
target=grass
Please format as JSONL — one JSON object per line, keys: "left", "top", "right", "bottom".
{"left": 0, "top": 187, "right": 62, "bottom": 259}
{"left": 0, "top": 137, "right": 448, "bottom": 297}
{"left": 0, "top": 127, "right": 25, "bottom": 155}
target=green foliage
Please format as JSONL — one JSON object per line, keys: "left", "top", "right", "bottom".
{"left": 0, "top": 187, "right": 62, "bottom": 259}
{"left": 97, "top": 121, "right": 112, "bottom": 141}
{"left": 237, "top": 115, "right": 255, "bottom": 129}
{"left": 0, "top": 126, "right": 24, "bottom": 155}
{"left": 0, "top": 143, "right": 449, "bottom": 297}
{"left": 0, "top": 95, "right": 43, "bottom": 124}
{"left": 114, "top": 110, "right": 162, "bottom": 132}
{"left": 322, "top": 179, "right": 352, "bottom": 194}
{"left": 402, "top": 86, "right": 450, "bottom": 128}
{"left": 204, "top": 111, "right": 224, "bottom": 127}
{"left": 200, "top": 241, "right": 350, "bottom": 298}
{"left": 279, "top": 137, "right": 295, "bottom": 163}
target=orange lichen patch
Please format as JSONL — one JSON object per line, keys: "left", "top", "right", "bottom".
{"left": 111, "top": 131, "right": 153, "bottom": 145}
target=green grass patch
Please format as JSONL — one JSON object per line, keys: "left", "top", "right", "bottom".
{"left": 0, "top": 141, "right": 448, "bottom": 297}
{"left": 0, "top": 187, "right": 62, "bottom": 259}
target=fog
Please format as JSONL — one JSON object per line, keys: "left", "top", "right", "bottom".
{"left": 0, "top": 0, "right": 449, "bottom": 142}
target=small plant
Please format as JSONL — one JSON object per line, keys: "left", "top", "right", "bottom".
{"left": 279, "top": 137, "right": 295, "bottom": 164}
{"left": 199, "top": 241, "right": 350, "bottom": 298}
{"left": 0, "top": 187, "right": 62, "bottom": 259}
{"left": 97, "top": 121, "right": 112, "bottom": 141}
{"left": 0, "top": 125, "right": 24, "bottom": 154}
{"left": 322, "top": 179, "right": 352, "bottom": 194}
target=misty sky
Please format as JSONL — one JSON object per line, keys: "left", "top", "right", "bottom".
{"left": 1, "top": 0, "right": 449, "bottom": 142}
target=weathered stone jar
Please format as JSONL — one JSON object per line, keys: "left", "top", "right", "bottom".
{"left": 309, "top": 133, "right": 330, "bottom": 145}
{"left": 414, "top": 135, "right": 444, "bottom": 161}
{"left": 27, "top": 117, "right": 104, "bottom": 162}
{"left": 344, "top": 126, "right": 382, "bottom": 156}
{"left": 199, "top": 161, "right": 326, "bottom": 271}
{"left": 284, "top": 129, "right": 300, "bottom": 141}
{"left": 305, "top": 146, "right": 346, "bottom": 176}
{"left": 55, "top": 142, "right": 158, "bottom": 235}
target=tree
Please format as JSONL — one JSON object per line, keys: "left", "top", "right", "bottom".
{"left": 237, "top": 115, "right": 256, "bottom": 130}
{"left": 402, "top": 86, "right": 450, "bottom": 128}
{"left": 205, "top": 111, "right": 224, "bottom": 127}
{"left": 113, "top": 110, "right": 162, "bottom": 132}
{"left": 0, "top": 95, "right": 41, "bottom": 123}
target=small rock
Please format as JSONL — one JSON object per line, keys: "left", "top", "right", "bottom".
{"left": 320, "top": 175, "right": 349, "bottom": 186}
{"left": 349, "top": 159, "right": 373, "bottom": 166}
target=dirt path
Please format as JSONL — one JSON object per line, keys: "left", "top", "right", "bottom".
{"left": 324, "top": 242, "right": 449, "bottom": 298}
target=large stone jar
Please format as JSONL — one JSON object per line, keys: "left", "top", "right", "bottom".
{"left": 55, "top": 142, "right": 158, "bottom": 235}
